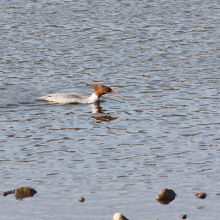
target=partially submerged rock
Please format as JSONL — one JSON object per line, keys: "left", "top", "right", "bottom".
{"left": 112, "top": 212, "right": 129, "bottom": 220}
{"left": 180, "top": 214, "right": 187, "bottom": 219}
{"left": 78, "top": 196, "right": 85, "bottom": 202}
{"left": 3, "top": 189, "right": 15, "bottom": 197}
{"left": 156, "top": 188, "right": 176, "bottom": 204}
{"left": 3, "top": 186, "right": 37, "bottom": 200}
{"left": 195, "top": 192, "right": 207, "bottom": 199}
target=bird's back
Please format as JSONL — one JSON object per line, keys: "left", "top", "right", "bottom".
{"left": 39, "top": 93, "right": 88, "bottom": 104}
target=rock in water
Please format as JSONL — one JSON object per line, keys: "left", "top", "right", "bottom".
{"left": 180, "top": 214, "right": 187, "bottom": 219}
{"left": 3, "top": 186, "right": 37, "bottom": 200}
{"left": 15, "top": 186, "right": 37, "bottom": 200}
{"left": 2, "top": 190, "right": 15, "bottom": 196}
{"left": 112, "top": 212, "right": 129, "bottom": 220}
{"left": 78, "top": 197, "right": 85, "bottom": 202}
{"left": 195, "top": 192, "right": 207, "bottom": 199}
{"left": 156, "top": 188, "right": 176, "bottom": 204}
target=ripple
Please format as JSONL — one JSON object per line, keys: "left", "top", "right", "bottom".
{"left": 0, "top": 0, "right": 220, "bottom": 219}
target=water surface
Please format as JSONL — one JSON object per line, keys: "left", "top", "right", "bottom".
{"left": 0, "top": 0, "right": 220, "bottom": 219}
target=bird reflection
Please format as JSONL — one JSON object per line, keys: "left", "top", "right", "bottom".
{"left": 90, "top": 103, "right": 118, "bottom": 123}
{"left": 90, "top": 102, "right": 103, "bottom": 114}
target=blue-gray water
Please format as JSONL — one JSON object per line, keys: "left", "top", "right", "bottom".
{"left": 0, "top": 0, "right": 220, "bottom": 219}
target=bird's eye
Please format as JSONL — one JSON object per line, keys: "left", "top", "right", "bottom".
{"left": 107, "top": 87, "right": 112, "bottom": 92}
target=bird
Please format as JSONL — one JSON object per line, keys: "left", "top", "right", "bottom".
{"left": 39, "top": 84, "right": 119, "bottom": 104}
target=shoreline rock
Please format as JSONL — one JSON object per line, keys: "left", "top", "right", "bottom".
{"left": 156, "top": 188, "right": 176, "bottom": 204}
{"left": 3, "top": 186, "right": 37, "bottom": 200}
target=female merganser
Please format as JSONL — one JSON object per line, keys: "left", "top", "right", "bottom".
{"left": 39, "top": 84, "right": 119, "bottom": 104}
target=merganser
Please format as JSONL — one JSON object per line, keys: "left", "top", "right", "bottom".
{"left": 39, "top": 84, "right": 119, "bottom": 104}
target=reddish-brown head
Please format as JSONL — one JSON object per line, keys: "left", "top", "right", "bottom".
{"left": 92, "top": 84, "right": 120, "bottom": 98}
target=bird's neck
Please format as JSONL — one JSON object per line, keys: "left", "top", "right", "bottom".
{"left": 87, "top": 93, "right": 99, "bottom": 103}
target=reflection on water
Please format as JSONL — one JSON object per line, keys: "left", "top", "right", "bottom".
{"left": 90, "top": 103, "right": 103, "bottom": 114}
{"left": 0, "top": 0, "right": 220, "bottom": 219}
{"left": 90, "top": 103, "right": 118, "bottom": 123}
{"left": 92, "top": 115, "right": 118, "bottom": 123}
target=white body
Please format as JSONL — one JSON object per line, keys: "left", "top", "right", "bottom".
{"left": 39, "top": 92, "right": 99, "bottom": 104}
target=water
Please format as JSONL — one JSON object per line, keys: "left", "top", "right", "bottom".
{"left": 0, "top": 0, "right": 220, "bottom": 219}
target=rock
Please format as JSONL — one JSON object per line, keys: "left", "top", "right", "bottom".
{"left": 112, "top": 212, "right": 129, "bottom": 220}
{"left": 2, "top": 190, "right": 15, "bottom": 196}
{"left": 3, "top": 186, "right": 37, "bottom": 200}
{"left": 78, "top": 197, "right": 85, "bottom": 202}
{"left": 180, "top": 214, "right": 187, "bottom": 219}
{"left": 15, "top": 186, "right": 37, "bottom": 200}
{"left": 195, "top": 192, "right": 207, "bottom": 199}
{"left": 156, "top": 188, "right": 176, "bottom": 204}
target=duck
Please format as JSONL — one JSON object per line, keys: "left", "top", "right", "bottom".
{"left": 39, "top": 84, "right": 119, "bottom": 104}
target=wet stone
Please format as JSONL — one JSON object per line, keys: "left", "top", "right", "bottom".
{"left": 156, "top": 188, "right": 176, "bottom": 204}
{"left": 195, "top": 192, "right": 207, "bottom": 199}
{"left": 180, "top": 214, "right": 187, "bottom": 219}
{"left": 112, "top": 212, "right": 129, "bottom": 220}
{"left": 78, "top": 197, "right": 85, "bottom": 202}
{"left": 2, "top": 190, "right": 15, "bottom": 196}
{"left": 3, "top": 186, "right": 37, "bottom": 200}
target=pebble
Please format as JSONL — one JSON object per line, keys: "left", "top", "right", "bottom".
{"left": 180, "top": 214, "right": 187, "bottom": 219}
{"left": 156, "top": 188, "right": 176, "bottom": 204}
{"left": 78, "top": 197, "right": 85, "bottom": 202}
{"left": 14, "top": 186, "right": 37, "bottom": 200}
{"left": 195, "top": 192, "right": 207, "bottom": 199}
{"left": 112, "top": 212, "right": 129, "bottom": 220}
{"left": 3, "top": 186, "right": 37, "bottom": 200}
